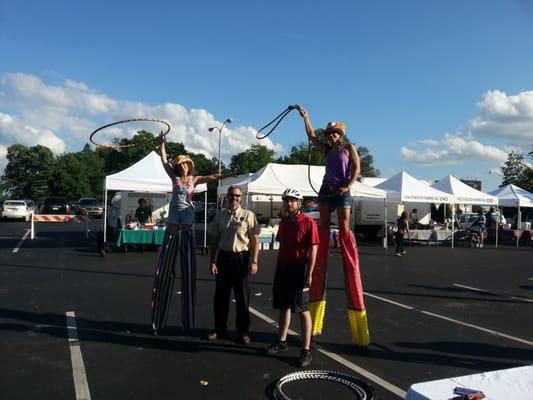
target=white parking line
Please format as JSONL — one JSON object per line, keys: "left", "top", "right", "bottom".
{"left": 248, "top": 306, "right": 406, "bottom": 399}
{"left": 364, "top": 291, "right": 533, "bottom": 347}
{"left": 364, "top": 292, "right": 414, "bottom": 310}
{"left": 453, "top": 283, "right": 533, "bottom": 303}
{"left": 12, "top": 229, "right": 31, "bottom": 253}
{"left": 66, "top": 311, "right": 92, "bottom": 400}
{"left": 419, "top": 310, "right": 533, "bottom": 347}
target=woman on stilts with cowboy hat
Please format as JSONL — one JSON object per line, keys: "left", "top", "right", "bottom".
{"left": 151, "top": 132, "right": 234, "bottom": 335}
{"left": 297, "top": 107, "right": 370, "bottom": 346}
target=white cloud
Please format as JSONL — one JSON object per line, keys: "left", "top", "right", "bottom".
{"left": 0, "top": 144, "right": 7, "bottom": 174}
{"left": 401, "top": 89, "right": 532, "bottom": 166}
{"left": 470, "top": 90, "right": 533, "bottom": 143}
{"left": 400, "top": 133, "right": 508, "bottom": 165}
{"left": 0, "top": 111, "right": 66, "bottom": 154}
{"left": 1, "top": 72, "right": 117, "bottom": 115}
{"left": 0, "top": 72, "right": 284, "bottom": 169}
{"left": 417, "top": 139, "right": 439, "bottom": 146}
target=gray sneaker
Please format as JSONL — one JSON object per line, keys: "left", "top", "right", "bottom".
{"left": 298, "top": 349, "right": 312, "bottom": 368}
{"left": 266, "top": 341, "right": 288, "bottom": 355}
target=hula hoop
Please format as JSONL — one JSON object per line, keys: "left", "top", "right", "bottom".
{"left": 273, "top": 370, "right": 376, "bottom": 400}
{"left": 89, "top": 118, "right": 171, "bottom": 149}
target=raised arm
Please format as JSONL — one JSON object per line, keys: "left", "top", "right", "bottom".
{"left": 158, "top": 132, "right": 175, "bottom": 178}
{"left": 299, "top": 107, "right": 327, "bottom": 152}
{"left": 194, "top": 171, "right": 237, "bottom": 186}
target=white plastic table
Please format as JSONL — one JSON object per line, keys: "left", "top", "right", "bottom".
{"left": 405, "top": 365, "right": 533, "bottom": 399}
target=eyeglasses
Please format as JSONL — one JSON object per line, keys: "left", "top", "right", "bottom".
{"left": 228, "top": 193, "right": 242, "bottom": 199}
{"left": 325, "top": 131, "right": 339, "bottom": 136}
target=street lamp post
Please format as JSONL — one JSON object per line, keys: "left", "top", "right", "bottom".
{"left": 209, "top": 118, "right": 232, "bottom": 207}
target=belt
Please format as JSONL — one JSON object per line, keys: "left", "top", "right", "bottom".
{"left": 219, "top": 250, "right": 249, "bottom": 255}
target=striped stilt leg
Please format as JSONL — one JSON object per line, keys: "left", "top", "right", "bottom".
{"left": 339, "top": 230, "right": 370, "bottom": 346}
{"left": 151, "top": 232, "right": 180, "bottom": 334}
{"left": 309, "top": 226, "right": 330, "bottom": 335}
{"left": 179, "top": 229, "right": 196, "bottom": 331}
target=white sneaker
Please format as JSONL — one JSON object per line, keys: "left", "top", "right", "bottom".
{"left": 395, "top": 253, "right": 402, "bottom": 256}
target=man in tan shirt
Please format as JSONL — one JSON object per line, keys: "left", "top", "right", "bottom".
{"left": 207, "top": 186, "right": 260, "bottom": 344}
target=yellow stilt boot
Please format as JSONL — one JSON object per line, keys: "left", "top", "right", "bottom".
{"left": 347, "top": 308, "right": 370, "bottom": 346}
{"left": 308, "top": 299, "right": 326, "bottom": 335}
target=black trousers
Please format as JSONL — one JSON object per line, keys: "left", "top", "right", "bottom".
{"left": 214, "top": 250, "right": 251, "bottom": 333}
{"left": 395, "top": 232, "right": 404, "bottom": 253}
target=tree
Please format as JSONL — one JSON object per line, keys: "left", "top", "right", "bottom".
{"left": 1, "top": 144, "right": 54, "bottom": 199}
{"left": 501, "top": 151, "right": 529, "bottom": 189}
{"left": 230, "top": 144, "right": 275, "bottom": 173}
{"left": 526, "top": 146, "right": 533, "bottom": 192}
{"left": 79, "top": 144, "right": 106, "bottom": 199}
{"left": 48, "top": 153, "right": 94, "bottom": 200}
{"left": 277, "top": 142, "right": 325, "bottom": 165}
{"left": 358, "top": 146, "right": 380, "bottom": 177}
{"left": 47, "top": 146, "right": 106, "bottom": 200}
{"left": 94, "top": 130, "right": 162, "bottom": 174}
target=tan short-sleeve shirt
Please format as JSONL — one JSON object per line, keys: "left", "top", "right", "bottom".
{"left": 208, "top": 206, "right": 260, "bottom": 253}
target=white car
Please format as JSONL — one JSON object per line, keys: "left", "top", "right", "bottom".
{"left": 1, "top": 200, "right": 33, "bottom": 221}
{"left": 303, "top": 207, "right": 339, "bottom": 227}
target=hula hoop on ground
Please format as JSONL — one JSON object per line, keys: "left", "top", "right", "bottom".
{"left": 89, "top": 118, "right": 172, "bottom": 149}
{"left": 272, "top": 370, "right": 376, "bottom": 400}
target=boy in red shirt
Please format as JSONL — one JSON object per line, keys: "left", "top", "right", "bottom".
{"left": 266, "top": 188, "right": 319, "bottom": 367}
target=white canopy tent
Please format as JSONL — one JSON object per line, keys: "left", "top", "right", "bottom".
{"left": 217, "top": 163, "right": 386, "bottom": 199}
{"left": 103, "top": 151, "right": 207, "bottom": 243}
{"left": 432, "top": 175, "right": 499, "bottom": 247}
{"left": 376, "top": 171, "right": 454, "bottom": 204}
{"left": 375, "top": 171, "right": 454, "bottom": 248}
{"left": 489, "top": 184, "right": 533, "bottom": 247}
{"left": 489, "top": 184, "right": 533, "bottom": 208}
{"left": 216, "top": 162, "right": 388, "bottom": 247}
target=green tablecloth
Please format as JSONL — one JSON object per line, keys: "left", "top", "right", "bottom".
{"left": 116, "top": 228, "right": 166, "bottom": 247}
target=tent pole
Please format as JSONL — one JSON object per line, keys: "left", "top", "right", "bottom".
{"left": 451, "top": 203, "right": 454, "bottom": 249}
{"left": 517, "top": 205, "right": 521, "bottom": 248}
{"left": 204, "top": 190, "right": 207, "bottom": 248}
{"left": 384, "top": 199, "right": 388, "bottom": 250}
{"left": 383, "top": 198, "right": 389, "bottom": 250}
{"left": 103, "top": 186, "right": 108, "bottom": 243}
{"left": 495, "top": 205, "right": 499, "bottom": 248}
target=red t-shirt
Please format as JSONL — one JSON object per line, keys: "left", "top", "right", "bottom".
{"left": 276, "top": 212, "right": 319, "bottom": 264}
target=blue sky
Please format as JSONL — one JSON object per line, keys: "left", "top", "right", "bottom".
{"left": 1, "top": 0, "right": 533, "bottom": 191}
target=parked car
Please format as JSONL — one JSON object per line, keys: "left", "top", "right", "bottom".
{"left": 194, "top": 202, "right": 217, "bottom": 222}
{"left": 456, "top": 213, "right": 479, "bottom": 229}
{"left": 303, "top": 206, "right": 339, "bottom": 227}
{"left": 1, "top": 200, "right": 33, "bottom": 221}
{"left": 75, "top": 198, "right": 103, "bottom": 218}
{"left": 39, "top": 197, "right": 69, "bottom": 214}
{"left": 456, "top": 212, "right": 506, "bottom": 229}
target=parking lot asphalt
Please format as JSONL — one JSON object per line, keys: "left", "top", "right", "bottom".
{"left": 1, "top": 220, "right": 532, "bottom": 399}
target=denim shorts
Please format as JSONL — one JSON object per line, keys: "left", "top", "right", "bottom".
{"left": 318, "top": 185, "right": 352, "bottom": 210}
{"left": 166, "top": 207, "right": 194, "bottom": 225}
